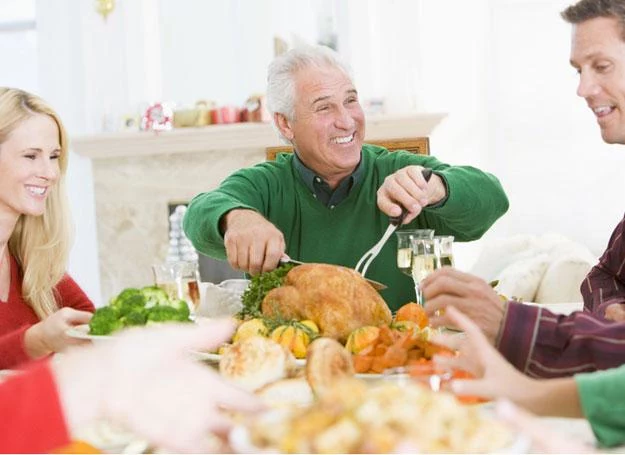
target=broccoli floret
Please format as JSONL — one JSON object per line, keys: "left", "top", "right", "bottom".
{"left": 141, "top": 286, "right": 170, "bottom": 308}
{"left": 110, "top": 288, "right": 142, "bottom": 307}
{"left": 117, "top": 294, "right": 148, "bottom": 317}
{"left": 89, "top": 306, "right": 124, "bottom": 335}
{"left": 165, "top": 299, "right": 191, "bottom": 319}
{"left": 146, "top": 305, "right": 191, "bottom": 324}
{"left": 120, "top": 308, "right": 148, "bottom": 327}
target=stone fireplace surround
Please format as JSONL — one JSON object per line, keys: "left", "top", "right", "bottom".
{"left": 72, "top": 114, "right": 445, "bottom": 302}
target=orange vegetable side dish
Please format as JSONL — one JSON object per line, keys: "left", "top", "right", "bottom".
{"left": 351, "top": 325, "right": 452, "bottom": 374}
{"left": 407, "top": 358, "right": 489, "bottom": 405}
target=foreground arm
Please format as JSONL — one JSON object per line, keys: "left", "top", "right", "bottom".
{"left": 1, "top": 320, "right": 263, "bottom": 453}
{"left": 580, "top": 214, "right": 625, "bottom": 319}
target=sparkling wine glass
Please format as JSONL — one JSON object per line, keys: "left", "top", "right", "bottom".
{"left": 411, "top": 234, "right": 441, "bottom": 306}
{"left": 434, "top": 235, "right": 455, "bottom": 268}
{"left": 396, "top": 230, "right": 434, "bottom": 303}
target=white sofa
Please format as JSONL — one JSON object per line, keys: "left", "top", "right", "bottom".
{"left": 468, "top": 234, "right": 597, "bottom": 304}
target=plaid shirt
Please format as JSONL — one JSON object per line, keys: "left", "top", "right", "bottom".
{"left": 497, "top": 214, "right": 625, "bottom": 378}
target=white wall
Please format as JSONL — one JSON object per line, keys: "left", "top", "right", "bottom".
{"left": 486, "top": 0, "right": 625, "bottom": 257}
{"left": 13, "top": 0, "right": 624, "bottom": 303}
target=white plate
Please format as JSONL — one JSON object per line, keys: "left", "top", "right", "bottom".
{"left": 354, "top": 373, "right": 385, "bottom": 381}
{"left": 192, "top": 350, "right": 306, "bottom": 366}
{"left": 66, "top": 324, "right": 113, "bottom": 341}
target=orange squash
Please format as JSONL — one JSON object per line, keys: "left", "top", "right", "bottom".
{"left": 395, "top": 302, "right": 429, "bottom": 328}
{"left": 345, "top": 326, "right": 380, "bottom": 354}
{"left": 270, "top": 324, "right": 311, "bottom": 358}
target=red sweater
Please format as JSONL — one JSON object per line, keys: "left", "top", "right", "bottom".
{"left": 0, "top": 254, "right": 95, "bottom": 369}
{"left": 0, "top": 360, "right": 70, "bottom": 453}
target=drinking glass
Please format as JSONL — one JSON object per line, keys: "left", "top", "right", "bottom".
{"left": 411, "top": 234, "right": 441, "bottom": 306}
{"left": 434, "top": 235, "right": 455, "bottom": 268}
{"left": 152, "top": 260, "right": 201, "bottom": 313}
{"left": 396, "top": 231, "right": 417, "bottom": 277}
{"left": 396, "top": 230, "right": 434, "bottom": 277}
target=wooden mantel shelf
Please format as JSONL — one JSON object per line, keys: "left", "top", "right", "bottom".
{"left": 71, "top": 113, "right": 447, "bottom": 159}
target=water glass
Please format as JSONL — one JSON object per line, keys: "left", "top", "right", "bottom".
{"left": 152, "top": 260, "right": 200, "bottom": 313}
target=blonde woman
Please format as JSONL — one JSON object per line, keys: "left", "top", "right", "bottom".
{"left": 0, "top": 87, "right": 94, "bottom": 369}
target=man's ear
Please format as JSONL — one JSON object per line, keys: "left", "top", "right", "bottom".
{"left": 274, "top": 113, "right": 294, "bottom": 141}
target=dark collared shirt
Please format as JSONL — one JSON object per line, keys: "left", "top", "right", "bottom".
{"left": 292, "top": 152, "right": 364, "bottom": 208}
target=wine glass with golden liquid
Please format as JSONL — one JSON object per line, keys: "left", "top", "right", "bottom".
{"left": 410, "top": 234, "right": 441, "bottom": 306}
{"left": 396, "top": 230, "right": 434, "bottom": 303}
{"left": 434, "top": 235, "right": 455, "bottom": 268}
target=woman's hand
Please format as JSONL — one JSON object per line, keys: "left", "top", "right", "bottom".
{"left": 24, "top": 307, "right": 93, "bottom": 358}
{"left": 432, "top": 306, "right": 534, "bottom": 399}
{"left": 432, "top": 306, "right": 582, "bottom": 417}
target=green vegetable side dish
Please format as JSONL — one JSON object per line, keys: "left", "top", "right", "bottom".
{"left": 239, "top": 263, "right": 296, "bottom": 319}
{"left": 89, "top": 285, "right": 192, "bottom": 335}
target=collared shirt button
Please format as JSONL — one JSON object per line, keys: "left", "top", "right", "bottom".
{"left": 330, "top": 205, "right": 335, "bottom": 209}
{"left": 312, "top": 193, "right": 317, "bottom": 198}
{"left": 315, "top": 177, "right": 322, "bottom": 183}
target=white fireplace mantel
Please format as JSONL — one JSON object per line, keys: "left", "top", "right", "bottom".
{"left": 72, "top": 113, "right": 447, "bottom": 159}
{"left": 72, "top": 113, "right": 446, "bottom": 302}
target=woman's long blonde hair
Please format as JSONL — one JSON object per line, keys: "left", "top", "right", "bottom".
{"left": 0, "top": 87, "right": 72, "bottom": 319}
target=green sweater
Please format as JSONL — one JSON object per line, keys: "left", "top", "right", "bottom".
{"left": 576, "top": 365, "right": 625, "bottom": 447}
{"left": 184, "top": 144, "right": 509, "bottom": 311}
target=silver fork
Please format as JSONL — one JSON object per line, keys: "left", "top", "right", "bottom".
{"left": 354, "top": 169, "right": 433, "bottom": 278}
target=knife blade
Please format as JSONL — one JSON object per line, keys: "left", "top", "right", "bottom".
{"left": 279, "top": 257, "right": 388, "bottom": 291}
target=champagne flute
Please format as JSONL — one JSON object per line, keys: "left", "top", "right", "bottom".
{"left": 411, "top": 235, "right": 441, "bottom": 306}
{"left": 435, "top": 235, "right": 455, "bottom": 267}
{"left": 396, "top": 231, "right": 417, "bottom": 277}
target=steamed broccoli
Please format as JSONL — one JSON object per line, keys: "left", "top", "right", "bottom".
{"left": 89, "top": 284, "right": 192, "bottom": 335}
{"left": 166, "top": 299, "right": 191, "bottom": 319}
{"left": 141, "top": 286, "right": 170, "bottom": 308}
{"left": 89, "top": 306, "right": 124, "bottom": 335}
{"left": 146, "top": 305, "right": 191, "bottom": 324}
{"left": 120, "top": 308, "right": 148, "bottom": 327}
{"left": 111, "top": 289, "right": 147, "bottom": 317}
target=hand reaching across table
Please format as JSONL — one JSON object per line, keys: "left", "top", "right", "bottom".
{"left": 1, "top": 318, "right": 264, "bottom": 453}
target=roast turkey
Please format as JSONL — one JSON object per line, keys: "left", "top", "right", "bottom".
{"left": 261, "top": 263, "right": 392, "bottom": 342}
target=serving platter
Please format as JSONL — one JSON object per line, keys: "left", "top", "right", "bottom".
{"left": 191, "top": 350, "right": 306, "bottom": 366}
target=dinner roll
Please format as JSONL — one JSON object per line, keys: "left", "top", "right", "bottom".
{"left": 219, "top": 336, "right": 297, "bottom": 392}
